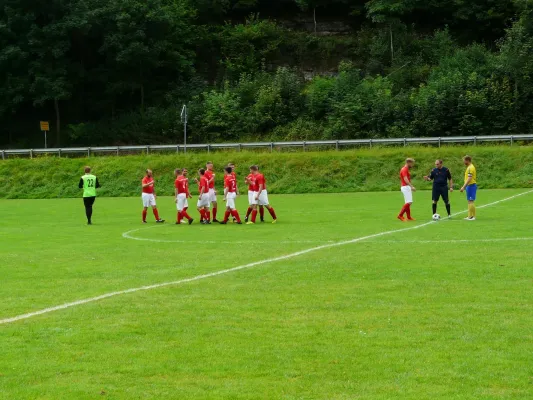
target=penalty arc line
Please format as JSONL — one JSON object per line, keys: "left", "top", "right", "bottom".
{"left": 1, "top": 189, "right": 532, "bottom": 326}
{"left": 122, "top": 226, "right": 332, "bottom": 245}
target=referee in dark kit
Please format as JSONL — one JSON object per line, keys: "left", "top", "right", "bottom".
{"left": 424, "top": 159, "right": 453, "bottom": 218}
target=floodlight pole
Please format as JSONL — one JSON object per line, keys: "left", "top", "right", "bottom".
{"left": 181, "top": 105, "right": 188, "bottom": 154}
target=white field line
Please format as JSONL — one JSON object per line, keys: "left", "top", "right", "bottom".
{"left": 368, "top": 237, "right": 533, "bottom": 244}
{"left": 1, "top": 189, "right": 532, "bottom": 326}
{"left": 122, "top": 226, "right": 330, "bottom": 244}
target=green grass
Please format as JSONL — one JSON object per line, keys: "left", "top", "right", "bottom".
{"left": 2, "top": 145, "right": 533, "bottom": 198}
{"left": 1, "top": 189, "right": 533, "bottom": 399}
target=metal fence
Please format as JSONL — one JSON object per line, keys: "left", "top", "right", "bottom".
{"left": 1, "top": 134, "right": 532, "bottom": 159}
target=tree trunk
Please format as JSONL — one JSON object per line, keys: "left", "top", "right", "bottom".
{"left": 54, "top": 98, "right": 61, "bottom": 146}
{"left": 313, "top": 7, "right": 317, "bottom": 34}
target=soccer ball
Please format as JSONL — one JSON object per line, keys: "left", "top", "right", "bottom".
{"left": 432, "top": 213, "right": 441, "bottom": 221}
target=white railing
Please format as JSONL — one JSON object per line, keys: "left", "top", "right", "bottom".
{"left": 1, "top": 134, "right": 532, "bottom": 159}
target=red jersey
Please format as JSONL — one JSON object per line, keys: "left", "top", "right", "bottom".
{"left": 142, "top": 176, "right": 154, "bottom": 194}
{"left": 224, "top": 175, "right": 237, "bottom": 193}
{"left": 198, "top": 176, "right": 209, "bottom": 194}
{"left": 400, "top": 166, "right": 411, "bottom": 187}
{"left": 256, "top": 173, "right": 267, "bottom": 190}
{"left": 247, "top": 173, "right": 258, "bottom": 191}
{"left": 204, "top": 170, "right": 215, "bottom": 189}
{"left": 175, "top": 176, "right": 189, "bottom": 195}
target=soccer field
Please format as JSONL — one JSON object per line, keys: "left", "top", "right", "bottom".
{"left": 1, "top": 189, "right": 532, "bottom": 399}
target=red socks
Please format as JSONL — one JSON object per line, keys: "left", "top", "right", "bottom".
{"left": 259, "top": 207, "right": 265, "bottom": 219}
{"left": 224, "top": 210, "right": 231, "bottom": 223}
{"left": 399, "top": 204, "right": 411, "bottom": 217}
{"left": 231, "top": 210, "right": 241, "bottom": 223}
{"left": 142, "top": 209, "right": 147, "bottom": 222}
{"left": 246, "top": 207, "right": 252, "bottom": 218}
{"left": 251, "top": 209, "right": 258, "bottom": 223}
{"left": 153, "top": 208, "right": 160, "bottom": 220}
{"left": 177, "top": 211, "right": 182, "bottom": 224}
{"left": 182, "top": 210, "right": 191, "bottom": 220}
{"left": 206, "top": 210, "right": 211, "bottom": 222}
{"left": 268, "top": 207, "right": 277, "bottom": 220}
{"left": 213, "top": 207, "right": 217, "bottom": 220}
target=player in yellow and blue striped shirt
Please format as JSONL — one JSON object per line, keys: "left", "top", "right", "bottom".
{"left": 460, "top": 155, "right": 477, "bottom": 221}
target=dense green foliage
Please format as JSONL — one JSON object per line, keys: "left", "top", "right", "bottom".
{"left": 1, "top": 146, "right": 532, "bottom": 198}
{"left": 2, "top": 0, "right": 533, "bottom": 147}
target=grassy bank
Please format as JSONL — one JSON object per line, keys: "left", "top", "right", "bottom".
{"left": 1, "top": 146, "right": 532, "bottom": 198}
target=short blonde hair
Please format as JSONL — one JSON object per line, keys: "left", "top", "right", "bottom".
{"left": 405, "top": 158, "right": 415, "bottom": 164}
{"left": 463, "top": 155, "right": 472, "bottom": 162}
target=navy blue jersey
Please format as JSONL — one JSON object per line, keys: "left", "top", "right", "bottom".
{"left": 429, "top": 167, "right": 452, "bottom": 187}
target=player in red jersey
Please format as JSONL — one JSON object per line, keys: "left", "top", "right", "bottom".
{"left": 204, "top": 162, "right": 218, "bottom": 223}
{"left": 141, "top": 169, "right": 165, "bottom": 224}
{"left": 227, "top": 163, "right": 239, "bottom": 222}
{"left": 248, "top": 165, "right": 277, "bottom": 224}
{"left": 220, "top": 166, "right": 242, "bottom": 224}
{"left": 244, "top": 167, "right": 259, "bottom": 223}
{"left": 398, "top": 158, "right": 416, "bottom": 222}
{"left": 174, "top": 168, "right": 194, "bottom": 225}
{"left": 197, "top": 168, "right": 211, "bottom": 224}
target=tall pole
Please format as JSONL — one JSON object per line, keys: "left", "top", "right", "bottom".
{"left": 45, "top": 131, "right": 47, "bottom": 149}
{"left": 184, "top": 118, "right": 187, "bottom": 154}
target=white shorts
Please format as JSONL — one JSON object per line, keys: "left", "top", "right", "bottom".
{"left": 401, "top": 186, "right": 413, "bottom": 204}
{"left": 197, "top": 193, "right": 210, "bottom": 208}
{"left": 258, "top": 190, "right": 269, "bottom": 206}
{"left": 142, "top": 193, "right": 156, "bottom": 207}
{"left": 176, "top": 193, "right": 188, "bottom": 211}
{"left": 208, "top": 188, "right": 217, "bottom": 203}
{"left": 248, "top": 190, "right": 258, "bottom": 205}
{"left": 226, "top": 192, "right": 237, "bottom": 209}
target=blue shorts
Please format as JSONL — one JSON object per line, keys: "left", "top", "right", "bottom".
{"left": 466, "top": 184, "right": 477, "bottom": 201}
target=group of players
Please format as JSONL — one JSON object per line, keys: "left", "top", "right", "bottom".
{"left": 141, "top": 162, "right": 278, "bottom": 225}
{"left": 397, "top": 155, "right": 478, "bottom": 221}
{"left": 80, "top": 156, "right": 478, "bottom": 226}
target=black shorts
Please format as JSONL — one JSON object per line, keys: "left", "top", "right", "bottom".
{"left": 432, "top": 186, "right": 449, "bottom": 203}
{"left": 83, "top": 196, "right": 96, "bottom": 207}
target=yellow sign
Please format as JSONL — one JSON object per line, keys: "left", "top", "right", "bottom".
{"left": 40, "top": 121, "right": 49, "bottom": 131}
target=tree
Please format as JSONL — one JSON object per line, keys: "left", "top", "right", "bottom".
{"left": 99, "top": 0, "right": 195, "bottom": 111}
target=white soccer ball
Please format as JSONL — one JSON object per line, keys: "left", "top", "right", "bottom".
{"left": 432, "top": 213, "right": 441, "bottom": 221}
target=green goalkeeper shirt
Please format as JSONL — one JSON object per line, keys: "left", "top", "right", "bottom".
{"left": 79, "top": 174, "right": 101, "bottom": 197}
